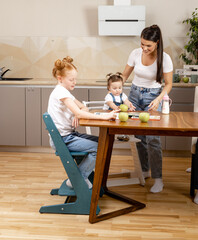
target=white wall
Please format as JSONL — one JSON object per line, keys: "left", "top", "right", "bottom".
{"left": 1, "top": 0, "right": 197, "bottom": 37}
{"left": 0, "top": 0, "right": 197, "bottom": 78}
{"left": 1, "top": 0, "right": 99, "bottom": 36}
{"left": 133, "top": 0, "right": 197, "bottom": 38}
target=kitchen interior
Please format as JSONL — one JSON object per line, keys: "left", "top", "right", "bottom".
{"left": 0, "top": 0, "right": 198, "bottom": 239}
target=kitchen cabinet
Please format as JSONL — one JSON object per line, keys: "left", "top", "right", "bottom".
{"left": 169, "top": 87, "right": 194, "bottom": 112}
{"left": 0, "top": 86, "right": 41, "bottom": 146}
{"left": 41, "top": 87, "right": 53, "bottom": 146}
{"left": 0, "top": 86, "right": 26, "bottom": 145}
{"left": 26, "top": 87, "right": 41, "bottom": 146}
{"left": 0, "top": 85, "right": 195, "bottom": 152}
{"left": 0, "top": 86, "right": 88, "bottom": 147}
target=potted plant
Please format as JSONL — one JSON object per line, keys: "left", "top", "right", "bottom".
{"left": 180, "top": 8, "right": 198, "bottom": 65}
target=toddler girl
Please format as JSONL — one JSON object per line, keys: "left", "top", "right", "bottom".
{"left": 103, "top": 72, "right": 135, "bottom": 111}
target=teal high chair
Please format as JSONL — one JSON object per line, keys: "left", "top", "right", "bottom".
{"left": 39, "top": 112, "right": 100, "bottom": 215}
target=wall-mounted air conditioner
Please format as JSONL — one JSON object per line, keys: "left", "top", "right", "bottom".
{"left": 98, "top": 5, "right": 145, "bottom": 36}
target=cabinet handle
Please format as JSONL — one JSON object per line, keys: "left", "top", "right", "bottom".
{"left": 27, "top": 87, "right": 34, "bottom": 92}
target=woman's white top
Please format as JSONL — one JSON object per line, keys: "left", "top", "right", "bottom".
{"left": 127, "top": 48, "right": 173, "bottom": 88}
{"left": 48, "top": 84, "right": 75, "bottom": 136}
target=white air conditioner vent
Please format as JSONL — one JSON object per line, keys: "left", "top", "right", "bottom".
{"left": 98, "top": 5, "right": 145, "bottom": 36}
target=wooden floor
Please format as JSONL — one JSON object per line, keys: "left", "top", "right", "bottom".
{"left": 0, "top": 151, "right": 198, "bottom": 240}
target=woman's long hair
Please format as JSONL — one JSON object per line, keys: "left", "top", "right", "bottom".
{"left": 141, "top": 25, "right": 163, "bottom": 83}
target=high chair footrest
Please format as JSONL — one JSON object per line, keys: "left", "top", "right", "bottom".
{"left": 50, "top": 188, "right": 59, "bottom": 195}
{"left": 58, "top": 180, "right": 76, "bottom": 196}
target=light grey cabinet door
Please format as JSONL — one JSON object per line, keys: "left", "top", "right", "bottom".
{"left": 89, "top": 87, "right": 107, "bottom": 101}
{"left": 41, "top": 88, "right": 53, "bottom": 146}
{"left": 88, "top": 86, "right": 130, "bottom": 101}
{"left": 26, "top": 87, "right": 41, "bottom": 146}
{"left": 0, "top": 86, "right": 25, "bottom": 145}
{"left": 169, "top": 87, "right": 194, "bottom": 112}
{"left": 169, "top": 87, "right": 195, "bottom": 103}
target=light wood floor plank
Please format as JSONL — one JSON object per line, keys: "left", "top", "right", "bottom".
{"left": 0, "top": 152, "right": 198, "bottom": 240}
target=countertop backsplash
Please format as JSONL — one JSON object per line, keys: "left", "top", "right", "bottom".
{"left": 0, "top": 36, "right": 185, "bottom": 83}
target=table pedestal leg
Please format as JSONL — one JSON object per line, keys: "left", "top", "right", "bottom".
{"left": 89, "top": 127, "right": 146, "bottom": 224}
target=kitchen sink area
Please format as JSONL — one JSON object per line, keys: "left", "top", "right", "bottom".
{"left": 0, "top": 67, "right": 33, "bottom": 81}
{"left": 0, "top": 77, "right": 33, "bottom": 81}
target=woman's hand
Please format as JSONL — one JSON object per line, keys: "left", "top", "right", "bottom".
{"left": 72, "top": 116, "right": 79, "bottom": 128}
{"left": 148, "top": 98, "right": 160, "bottom": 111}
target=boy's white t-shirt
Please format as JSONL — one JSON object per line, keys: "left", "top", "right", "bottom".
{"left": 103, "top": 92, "right": 128, "bottom": 110}
{"left": 127, "top": 48, "right": 173, "bottom": 88}
{"left": 47, "top": 84, "right": 75, "bottom": 136}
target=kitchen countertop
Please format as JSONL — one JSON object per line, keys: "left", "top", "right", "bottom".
{"left": 0, "top": 78, "right": 197, "bottom": 87}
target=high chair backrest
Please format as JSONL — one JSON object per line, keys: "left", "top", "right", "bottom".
{"left": 43, "top": 111, "right": 88, "bottom": 154}
{"left": 43, "top": 112, "right": 71, "bottom": 158}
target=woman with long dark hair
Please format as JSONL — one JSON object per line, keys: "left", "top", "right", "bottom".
{"left": 122, "top": 25, "right": 173, "bottom": 193}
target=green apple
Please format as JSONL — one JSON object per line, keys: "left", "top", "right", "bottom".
{"left": 120, "top": 104, "right": 128, "bottom": 112}
{"left": 139, "top": 112, "right": 150, "bottom": 123}
{"left": 119, "top": 112, "right": 129, "bottom": 122}
{"left": 182, "top": 77, "right": 189, "bottom": 83}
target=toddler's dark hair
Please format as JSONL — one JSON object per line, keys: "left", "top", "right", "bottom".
{"left": 106, "top": 72, "right": 123, "bottom": 90}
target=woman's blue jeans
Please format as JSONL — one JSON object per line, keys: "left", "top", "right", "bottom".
{"left": 62, "top": 132, "right": 98, "bottom": 179}
{"left": 128, "top": 84, "right": 162, "bottom": 179}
